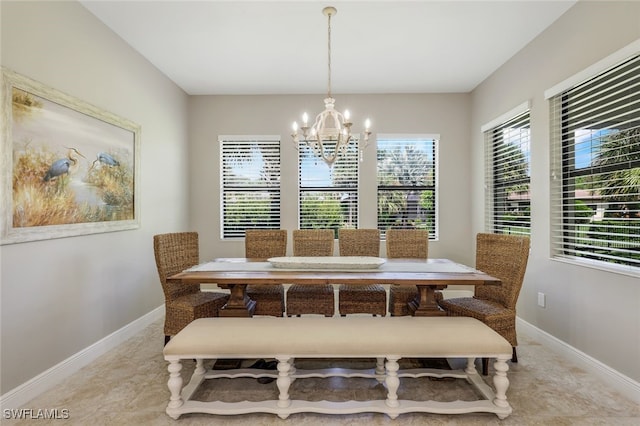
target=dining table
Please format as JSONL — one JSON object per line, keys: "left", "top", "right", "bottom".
{"left": 167, "top": 257, "right": 501, "bottom": 318}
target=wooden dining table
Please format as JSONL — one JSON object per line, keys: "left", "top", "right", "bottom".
{"left": 167, "top": 257, "right": 501, "bottom": 318}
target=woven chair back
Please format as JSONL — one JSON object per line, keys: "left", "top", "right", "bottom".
{"left": 474, "top": 233, "right": 530, "bottom": 308}
{"left": 338, "top": 229, "right": 380, "bottom": 257}
{"left": 153, "top": 232, "right": 201, "bottom": 302}
{"left": 386, "top": 229, "right": 429, "bottom": 259}
{"left": 244, "top": 229, "right": 287, "bottom": 259}
{"left": 293, "top": 229, "right": 334, "bottom": 256}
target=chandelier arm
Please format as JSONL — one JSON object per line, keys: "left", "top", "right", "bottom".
{"left": 321, "top": 144, "right": 336, "bottom": 166}
{"left": 318, "top": 140, "right": 328, "bottom": 163}
{"left": 314, "top": 112, "right": 329, "bottom": 163}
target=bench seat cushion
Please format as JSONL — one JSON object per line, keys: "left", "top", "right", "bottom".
{"left": 163, "top": 316, "right": 511, "bottom": 360}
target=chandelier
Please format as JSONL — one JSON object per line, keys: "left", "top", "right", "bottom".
{"left": 291, "top": 6, "right": 371, "bottom": 166}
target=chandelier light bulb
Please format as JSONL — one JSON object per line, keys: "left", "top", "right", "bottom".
{"left": 302, "top": 112, "right": 309, "bottom": 125}
{"left": 292, "top": 122, "right": 298, "bottom": 132}
{"left": 344, "top": 109, "right": 350, "bottom": 121}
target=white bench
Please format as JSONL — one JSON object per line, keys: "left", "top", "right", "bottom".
{"left": 163, "top": 316, "right": 513, "bottom": 420}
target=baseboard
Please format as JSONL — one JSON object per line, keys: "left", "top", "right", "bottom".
{"left": 0, "top": 305, "right": 164, "bottom": 410}
{"left": 517, "top": 316, "right": 640, "bottom": 404}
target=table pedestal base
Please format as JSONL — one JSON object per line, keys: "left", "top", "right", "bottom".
{"left": 412, "top": 285, "right": 447, "bottom": 317}
{"left": 219, "top": 284, "right": 256, "bottom": 317}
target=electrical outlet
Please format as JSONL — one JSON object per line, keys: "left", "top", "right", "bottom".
{"left": 537, "top": 292, "right": 546, "bottom": 308}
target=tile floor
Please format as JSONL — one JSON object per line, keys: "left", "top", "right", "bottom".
{"left": 4, "top": 318, "right": 639, "bottom": 425}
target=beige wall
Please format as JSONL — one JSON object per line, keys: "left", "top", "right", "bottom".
{"left": 0, "top": 1, "right": 189, "bottom": 393}
{"left": 471, "top": 1, "right": 640, "bottom": 382}
{"left": 188, "top": 93, "right": 474, "bottom": 264}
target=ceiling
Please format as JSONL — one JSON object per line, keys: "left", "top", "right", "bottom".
{"left": 80, "top": 1, "right": 576, "bottom": 96}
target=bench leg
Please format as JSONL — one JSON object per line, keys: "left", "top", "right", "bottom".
{"left": 166, "top": 360, "right": 184, "bottom": 417}
{"left": 375, "top": 357, "right": 386, "bottom": 382}
{"left": 288, "top": 358, "right": 297, "bottom": 383}
{"left": 276, "top": 356, "right": 292, "bottom": 414}
{"left": 384, "top": 356, "right": 401, "bottom": 414}
{"left": 465, "top": 357, "right": 477, "bottom": 375}
{"left": 493, "top": 355, "right": 511, "bottom": 419}
{"left": 195, "top": 358, "right": 205, "bottom": 375}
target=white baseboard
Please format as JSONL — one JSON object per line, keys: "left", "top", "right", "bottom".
{"left": 517, "top": 317, "right": 640, "bottom": 404}
{"left": 0, "top": 305, "right": 164, "bottom": 410}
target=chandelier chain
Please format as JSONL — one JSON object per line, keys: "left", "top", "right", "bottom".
{"left": 327, "top": 11, "right": 332, "bottom": 99}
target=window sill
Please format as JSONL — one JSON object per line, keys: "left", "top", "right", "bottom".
{"left": 551, "top": 255, "right": 640, "bottom": 279}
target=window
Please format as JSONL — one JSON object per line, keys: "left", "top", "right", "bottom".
{"left": 377, "top": 136, "right": 438, "bottom": 239}
{"left": 484, "top": 108, "right": 531, "bottom": 235}
{"left": 549, "top": 53, "right": 640, "bottom": 271}
{"left": 220, "top": 136, "right": 280, "bottom": 238}
{"left": 298, "top": 140, "right": 359, "bottom": 232}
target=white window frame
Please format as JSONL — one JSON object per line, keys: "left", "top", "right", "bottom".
{"left": 376, "top": 134, "right": 439, "bottom": 240}
{"left": 546, "top": 39, "right": 640, "bottom": 276}
{"left": 219, "top": 135, "right": 281, "bottom": 239}
{"left": 482, "top": 102, "right": 531, "bottom": 236}
{"left": 297, "top": 138, "right": 360, "bottom": 233}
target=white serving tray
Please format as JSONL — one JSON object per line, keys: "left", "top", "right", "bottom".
{"left": 268, "top": 256, "right": 386, "bottom": 270}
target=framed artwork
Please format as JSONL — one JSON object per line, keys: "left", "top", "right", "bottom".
{"left": 1, "top": 68, "right": 140, "bottom": 244}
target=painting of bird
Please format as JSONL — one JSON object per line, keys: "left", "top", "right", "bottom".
{"left": 7, "top": 74, "right": 138, "bottom": 238}
{"left": 90, "top": 152, "right": 119, "bottom": 170}
{"left": 43, "top": 147, "right": 86, "bottom": 182}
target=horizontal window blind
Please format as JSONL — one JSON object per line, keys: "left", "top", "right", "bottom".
{"left": 550, "top": 54, "right": 640, "bottom": 271}
{"left": 220, "top": 137, "right": 281, "bottom": 238}
{"left": 377, "top": 137, "right": 437, "bottom": 239}
{"left": 298, "top": 141, "right": 359, "bottom": 233}
{"left": 484, "top": 110, "right": 531, "bottom": 235}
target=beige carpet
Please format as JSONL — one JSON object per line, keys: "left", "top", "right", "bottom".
{"left": 5, "top": 318, "right": 639, "bottom": 425}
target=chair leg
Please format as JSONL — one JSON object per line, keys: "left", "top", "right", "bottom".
{"left": 512, "top": 346, "right": 518, "bottom": 363}
{"left": 164, "top": 335, "right": 170, "bottom": 346}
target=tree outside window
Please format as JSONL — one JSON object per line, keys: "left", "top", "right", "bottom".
{"left": 377, "top": 138, "right": 437, "bottom": 239}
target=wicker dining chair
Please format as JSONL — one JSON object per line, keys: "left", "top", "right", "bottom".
{"left": 337, "top": 229, "right": 386, "bottom": 316}
{"left": 386, "top": 229, "right": 429, "bottom": 316}
{"left": 153, "top": 232, "right": 229, "bottom": 345}
{"left": 245, "top": 229, "right": 287, "bottom": 316}
{"left": 436, "top": 232, "right": 530, "bottom": 375}
{"left": 286, "top": 229, "right": 336, "bottom": 317}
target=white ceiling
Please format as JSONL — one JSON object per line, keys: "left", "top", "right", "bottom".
{"left": 80, "top": 1, "right": 576, "bottom": 95}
